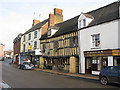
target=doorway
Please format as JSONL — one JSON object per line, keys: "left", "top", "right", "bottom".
{"left": 85, "top": 57, "right": 92, "bottom": 74}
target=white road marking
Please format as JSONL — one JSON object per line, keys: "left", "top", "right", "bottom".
{"left": 0, "top": 81, "right": 11, "bottom": 89}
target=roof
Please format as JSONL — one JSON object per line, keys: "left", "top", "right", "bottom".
{"left": 40, "top": 15, "right": 79, "bottom": 40}
{"left": 40, "top": 1, "right": 119, "bottom": 40}
{"left": 85, "top": 1, "right": 119, "bottom": 27}
{"left": 24, "top": 19, "right": 49, "bottom": 35}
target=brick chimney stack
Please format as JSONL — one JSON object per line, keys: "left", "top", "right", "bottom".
{"left": 49, "top": 8, "right": 63, "bottom": 26}
{"left": 32, "top": 19, "right": 40, "bottom": 26}
{"left": 54, "top": 8, "right": 63, "bottom": 15}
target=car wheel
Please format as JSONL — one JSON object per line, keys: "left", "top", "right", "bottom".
{"left": 100, "top": 77, "right": 108, "bottom": 85}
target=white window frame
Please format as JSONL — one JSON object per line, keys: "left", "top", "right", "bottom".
{"left": 91, "top": 34, "right": 100, "bottom": 48}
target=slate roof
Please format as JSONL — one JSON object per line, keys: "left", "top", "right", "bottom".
{"left": 86, "top": 1, "right": 119, "bottom": 27}
{"left": 40, "top": 1, "right": 119, "bottom": 40}
{"left": 24, "top": 19, "right": 49, "bottom": 35}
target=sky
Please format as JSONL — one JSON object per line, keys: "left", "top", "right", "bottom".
{"left": 0, "top": 0, "right": 117, "bottom": 51}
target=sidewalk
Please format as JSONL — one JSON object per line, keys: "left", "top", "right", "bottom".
{"left": 34, "top": 68, "right": 99, "bottom": 80}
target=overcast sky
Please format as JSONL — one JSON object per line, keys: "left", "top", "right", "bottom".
{"left": 0, "top": 0, "right": 117, "bottom": 51}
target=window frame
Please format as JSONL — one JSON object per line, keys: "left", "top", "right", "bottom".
{"left": 34, "top": 31, "right": 37, "bottom": 39}
{"left": 91, "top": 34, "right": 100, "bottom": 49}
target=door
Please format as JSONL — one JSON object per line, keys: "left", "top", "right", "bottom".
{"left": 85, "top": 57, "right": 92, "bottom": 74}
{"left": 118, "top": 66, "right": 120, "bottom": 83}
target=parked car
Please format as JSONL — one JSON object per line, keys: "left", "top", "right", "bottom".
{"left": 18, "top": 61, "right": 34, "bottom": 70}
{"left": 99, "top": 66, "right": 120, "bottom": 85}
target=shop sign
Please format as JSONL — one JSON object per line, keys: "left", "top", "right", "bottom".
{"left": 28, "top": 45, "right": 32, "bottom": 50}
{"left": 84, "top": 50, "right": 112, "bottom": 57}
{"left": 35, "top": 49, "right": 42, "bottom": 55}
{"left": 112, "top": 49, "right": 120, "bottom": 56}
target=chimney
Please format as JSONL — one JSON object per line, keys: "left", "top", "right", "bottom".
{"left": 32, "top": 19, "right": 40, "bottom": 26}
{"left": 54, "top": 8, "right": 63, "bottom": 15}
{"left": 48, "top": 13, "right": 55, "bottom": 26}
{"left": 48, "top": 8, "right": 63, "bottom": 26}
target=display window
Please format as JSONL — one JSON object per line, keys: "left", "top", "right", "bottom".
{"left": 114, "top": 57, "right": 120, "bottom": 66}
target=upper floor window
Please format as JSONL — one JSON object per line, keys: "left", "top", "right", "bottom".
{"left": 34, "top": 31, "right": 37, "bottom": 39}
{"left": 91, "top": 34, "right": 100, "bottom": 48}
{"left": 69, "top": 37, "right": 78, "bottom": 47}
{"left": 54, "top": 41, "right": 59, "bottom": 49}
{"left": 23, "top": 35, "right": 25, "bottom": 42}
{"left": 23, "top": 44, "right": 25, "bottom": 52}
{"left": 34, "top": 41, "right": 37, "bottom": 49}
{"left": 119, "top": 6, "right": 120, "bottom": 17}
{"left": 48, "top": 30, "right": 51, "bottom": 36}
{"left": 28, "top": 33, "right": 31, "bottom": 40}
{"left": 78, "top": 19, "right": 86, "bottom": 29}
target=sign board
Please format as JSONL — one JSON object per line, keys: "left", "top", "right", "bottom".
{"left": 28, "top": 45, "right": 32, "bottom": 50}
{"left": 112, "top": 49, "right": 120, "bottom": 56}
{"left": 35, "top": 49, "right": 42, "bottom": 55}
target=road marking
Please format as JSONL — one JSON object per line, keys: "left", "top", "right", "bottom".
{"left": 0, "top": 81, "right": 12, "bottom": 89}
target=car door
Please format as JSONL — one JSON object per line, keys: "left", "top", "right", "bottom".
{"left": 106, "top": 66, "right": 119, "bottom": 83}
{"left": 118, "top": 66, "right": 120, "bottom": 83}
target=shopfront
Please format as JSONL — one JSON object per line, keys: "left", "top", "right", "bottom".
{"left": 112, "top": 49, "right": 120, "bottom": 66}
{"left": 84, "top": 50, "right": 112, "bottom": 75}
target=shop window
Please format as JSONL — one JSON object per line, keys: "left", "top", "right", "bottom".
{"left": 114, "top": 57, "right": 120, "bottom": 66}
{"left": 92, "top": 57, "right": 102, "bottom": 71}
{"left": 103, "top": 57, "right": 108, "bottom": 69}
{"left": 91, "top": 34, "right": 100, "bottom": 48}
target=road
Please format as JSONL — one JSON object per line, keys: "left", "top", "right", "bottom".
{"left": 2, "top": 59, "right": 120, "bottom": 88}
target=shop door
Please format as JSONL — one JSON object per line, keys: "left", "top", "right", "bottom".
{"left": 85, "top": 57, "right": 92, "bottom": 74}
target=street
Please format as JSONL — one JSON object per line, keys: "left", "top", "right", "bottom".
{"left": 2, "top": 59, "right": 120, "bottom": 88}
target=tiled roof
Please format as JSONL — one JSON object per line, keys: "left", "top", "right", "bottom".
{"left": 24, "top": 19, "right": 49, "bottom": 35}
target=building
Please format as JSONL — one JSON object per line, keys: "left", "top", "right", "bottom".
{"left": 0, "top": 43, "right": 4, "bottom": 59}
{"left": 40, "top": 15, "right": 79, "bottom": 73}
{"left": 78, "top": 1, "right": 120, "bottom": 75}
{"left": 20, "top": 8, "right": 63, "bottom": 65}
{"left": 13, "top": 33, "right": 23, "bottom": 64}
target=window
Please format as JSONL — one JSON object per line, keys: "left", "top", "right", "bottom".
{"left": 83, "top": 19, "right": 86, "bottom": 27}
{"left": 119, "top": 6, "right": 120, "bottom": 17}
{"left": 103, "top": 57, "right": 108, "bottom": 69}
{"left": 28, "top": 33, "right": 31, "bottom": 40}
{"left": 92, "top": 34, "right": 100, "bottom": 48}
{"left": 69, "top": 37, "right": 78, "bottom": 47}
{"left": 92, "top": 57, "right": 102, "bottom": 71}
{"left": 23, "top": 44, "right": 25, "bottom": 52}
{"left": 114, "top": 57, "right": 120, "bottom": 66}
{"left": 42, "top": 43, "right": 46, "bottom": 51}
{"left": 34, "top": 41, "right": 37, "bottom": 49}
{"left": 48, "top": 30, "right": 51, "bottom": 36}
{"left": 23, "top": 35, "right": 25, "bottom": 42}
{"left": 78, "top": 19, "right": 86, "bottom": 29}
{"left": 34, "top": 31, "right": 37, "bottom": 38}
{"left": 54, "top": 41, "right": 59, "bottom": 49}
{"left": 107, "top": 67, "right": 118, "bottom": 73}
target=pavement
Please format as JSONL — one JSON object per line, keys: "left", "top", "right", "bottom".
{"left": 34, "top": 68, "right": 99, "bottom": 80}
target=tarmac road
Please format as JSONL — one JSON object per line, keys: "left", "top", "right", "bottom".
{"left": 2, "top": 59, "right": 120, "bottom": 88}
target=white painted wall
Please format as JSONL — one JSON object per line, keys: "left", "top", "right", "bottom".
{"left": 20, "top": 28, "right": 41, "bottom": 52}
{"left": 78, "top": 20, "right": 119, "bottom": 74}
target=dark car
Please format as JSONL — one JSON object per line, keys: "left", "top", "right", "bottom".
{"left": 99, "top": 66, "right": 120, "bottom": 85}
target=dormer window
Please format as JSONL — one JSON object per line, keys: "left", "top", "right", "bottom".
{"left": 83, "top": 19, "right": 86, "bottom": 27}
{"left": 119, "top": 6, "right": 120, "bottom": 17}
{"left": 78, "top": 13, "right": 93, "bottom": 29}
